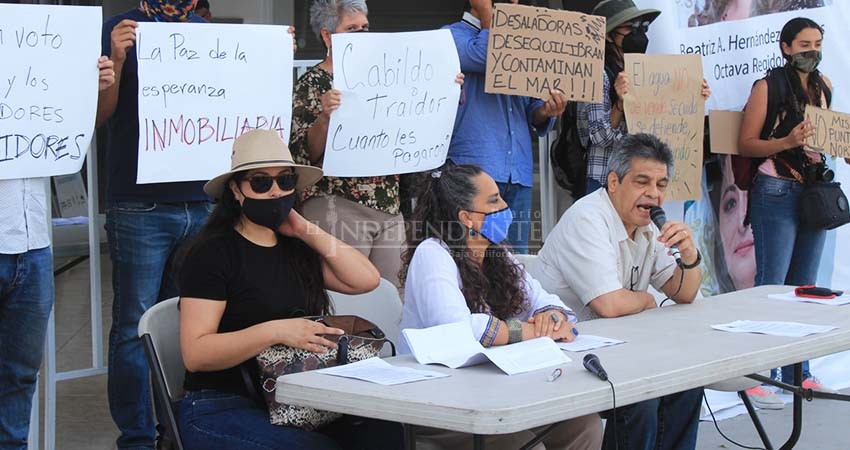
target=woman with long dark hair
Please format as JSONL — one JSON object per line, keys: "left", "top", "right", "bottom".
{"left": 398, "top": 164, "right": 602, "bottom": 450}
{"left": 177, "top": 130, "right": 401, "bottom": 450}
{"left": 738, "top": 16, "right": 847, "bottom": 404}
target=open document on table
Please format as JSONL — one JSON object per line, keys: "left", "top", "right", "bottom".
{"left": 711, "top": 320, "right": 837, "bottom": 337}
{"left": 402, "top": 321, "right": 571, "bottom": 375}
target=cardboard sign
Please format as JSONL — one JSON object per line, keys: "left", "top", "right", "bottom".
{"left": 322, "top": 30, "right": 461, "bottom": 177}
{"left": 624, "top": 54, "right": 705, "bottom": 201}
{"left": 805, "top": 105, "right": 850, "bottom": 159}
{"left": 708, "top": 110, "right": 743, "bottom": 155}
{"left": 0, "top": 4, "right": 101, "bottom": 180}
{"left": 136, "top": 22, "right": 293, "bottom": 184}
{"left": 485, "top": 3, "right": 605, "bottom": 101}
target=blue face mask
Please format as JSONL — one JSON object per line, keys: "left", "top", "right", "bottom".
{"left": 469, "top": 207, "right": 513, "bottom": 245}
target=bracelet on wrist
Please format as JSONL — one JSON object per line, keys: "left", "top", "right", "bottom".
{"left": 506, "top": 319, "right": 523, "bottom": 344}
{"left": 681, "top": 249, "right": 702, "bottom": 270}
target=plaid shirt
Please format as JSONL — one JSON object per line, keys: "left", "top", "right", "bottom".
{"left": 577, "top": 70, "right": 627, "bottom": 185}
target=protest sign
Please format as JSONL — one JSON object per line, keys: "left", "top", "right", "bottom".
{"left": 136, "top": 22, "right": 292, "bottom": 184}
{"left": 485, "top": 3, "right": 605, "bottom": 101}
{"left": 708, "top": 110, "right": 743, "bottom": 155}
{"left": 0, "top": 4, "right": 101, "bottom": 180}
{"left": 322, "top": 30, "right": 460, "bottom": 177}
{"left": 805, "top": 105, "right": 850, "bottom": 159}
{"left": 624, "top": 54, "right": 705, "bottom": 201}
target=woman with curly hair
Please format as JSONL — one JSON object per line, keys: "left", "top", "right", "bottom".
{"left": 397, "top": 164, "right": 602, "bottom": 450}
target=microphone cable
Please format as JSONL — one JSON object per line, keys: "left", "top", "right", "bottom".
{"left": 607, "top": 379, "right": 619, "bottom": 450}
{"left": 659, "top": 266, "right": 686, "bottom": 308}
{"left": 703, "top": 396, "right": 766, "bottom": 450}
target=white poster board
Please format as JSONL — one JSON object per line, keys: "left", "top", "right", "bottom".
{"left": 0, "top": 4, "right": 101, "bottom": 180}
{"left": 322, "top": 30, "right": 461, "bottom": 177}
{"left": 136, "top": 22, "right": 293, "bottom": 184}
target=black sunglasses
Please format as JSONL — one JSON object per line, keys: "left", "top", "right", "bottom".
{"left": 244, "top": 173, "right": 299, "bottom": 193}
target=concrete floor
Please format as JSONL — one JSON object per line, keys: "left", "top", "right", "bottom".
{"left": 36, "top": 255, "right": 848, "bottom": 450}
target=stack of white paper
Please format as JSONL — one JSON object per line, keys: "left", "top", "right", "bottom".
{"left": 316, "top": 357, "right": 449, "bottom": 385}
{"left": 557, "top": 335, "right": 625, "bottom": 352}
{"left": 402, "top": 321, "right": 571, "bottom": 375}
{"left": 711, "top": 320, "right": 837, "bottom": 337}
{"left": 768, "top": 291, "right": 850, "bottom": 306}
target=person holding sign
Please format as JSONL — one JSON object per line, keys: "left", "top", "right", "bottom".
{"left": 291, "top": 0, "right": 463, "bottom": 288}
{"left": 444, "top": 0, "right": 568, "bottom": 254}
{"left": 578, "top": 0, "right": 658, "bottom": 197}
{"left": 579, "top": 1, "right": 711, "bottom": 196}
{"left": 738, "top": 17, "right": 846, "bottom": 398}
{"left": 398, "top": 163, "right": 603, "bottom": 450}
{"left": 0, "top": 56, "right": 114, "bottom": 450}
{"left": 290, "top": 0, "right": 406, "bottom": 289}
{"left": 178, "top": 130, "right": 401, "bottom": 450}
{"left": 536, "top": 134, "right": 704, "bottom": 450}
{"left": 96, "top": 2, "right": 212, "bottom": 449}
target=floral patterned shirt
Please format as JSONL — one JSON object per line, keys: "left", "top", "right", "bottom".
{"left": 290, "top": 65, "right": 400, "bottom": 216}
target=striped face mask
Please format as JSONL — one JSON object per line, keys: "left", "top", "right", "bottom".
{"left": 140, "top": 0, "right": 198, "bottom": 22}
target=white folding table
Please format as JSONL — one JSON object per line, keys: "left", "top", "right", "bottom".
{"left": 277, "top": 285, "right": 850, "bottom": 449}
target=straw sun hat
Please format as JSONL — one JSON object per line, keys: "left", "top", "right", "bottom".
{"left": 203, "top": 129, "right": 323, "bottom": 198}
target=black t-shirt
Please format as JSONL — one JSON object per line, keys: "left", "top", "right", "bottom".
{"left": 101, "top": 9, "right": 209, "bottom": 203}
{"left": 179, "top": 229, "right": 315, "bottom": 396}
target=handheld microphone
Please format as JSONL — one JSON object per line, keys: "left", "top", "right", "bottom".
{"left": 582, "top": 353, "right": 608, "bottom": 382}
{"left": 649, "top": 206, "right": 682, "bottom": 266}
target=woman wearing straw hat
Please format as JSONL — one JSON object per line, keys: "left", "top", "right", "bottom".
{"left": 177, "top": 130, "right": 402, "bottom": 450}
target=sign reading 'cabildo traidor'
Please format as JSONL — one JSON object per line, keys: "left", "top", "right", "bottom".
{"left": 322, "top": 30, "right": 461, "bottom": 177}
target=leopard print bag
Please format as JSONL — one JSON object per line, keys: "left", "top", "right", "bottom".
{"left": 255, "top": 315, "right": 393, "bottom": 430}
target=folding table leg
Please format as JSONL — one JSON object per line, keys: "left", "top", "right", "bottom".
{"left": 779, "top": 363, "right": 803, "bottom": 450}
{"left": 403, "top": 424, "right": 417, "bottom": 450}
{"left": 473, "top": 434, "right": 486, "bottom": 450}
{"left": 738, "top": 391, "right": 774, "bottom": 450}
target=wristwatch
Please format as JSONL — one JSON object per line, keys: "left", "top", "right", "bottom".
{"left": 507, "top": 319, "right": 523, "bottom": 344}
{"left": 681, "top": 249, "right": 702, "bottom": 270}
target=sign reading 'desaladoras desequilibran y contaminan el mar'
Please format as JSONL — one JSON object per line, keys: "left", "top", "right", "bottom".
{"left": 485, "top": 3, "right": 605, "bottom": 102}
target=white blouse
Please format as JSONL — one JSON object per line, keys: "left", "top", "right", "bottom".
{"left": 399, "top": 238, "right": 575, "bottom": 354}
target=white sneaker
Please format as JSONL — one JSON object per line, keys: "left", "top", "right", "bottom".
{"left": 745, "top": 386, "right": 785, "bottom": 410}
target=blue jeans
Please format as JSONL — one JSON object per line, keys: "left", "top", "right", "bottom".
{"left": 603, "top": 388, "right": 703, "bottom": 450}
{"left": 106, "top": 201, "right": 211, "bottom": 450}
{"left": 179, "top": 390, "right": 403, "bottom": 450}
{"left": 0, "top": 247, "right": 54, "bottom": 450}
{"left": 497, "top": 182, "right": 532, "bottom": 254}
{"left": 750, "top": 175, "right": 825, "bottom": 383}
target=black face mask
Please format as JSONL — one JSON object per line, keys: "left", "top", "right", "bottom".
{"left": 621, "top": 30, "right": 649, "bottom": 54}
{"left": 241, "top": 193, "right": 296, "bottom": 231}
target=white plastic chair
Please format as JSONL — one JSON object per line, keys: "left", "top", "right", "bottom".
{"left": 328, "top": 278, "right": 403, "bottom": 356}
{"left": 138, "top": 297, "right": 185, "bottom": 450}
